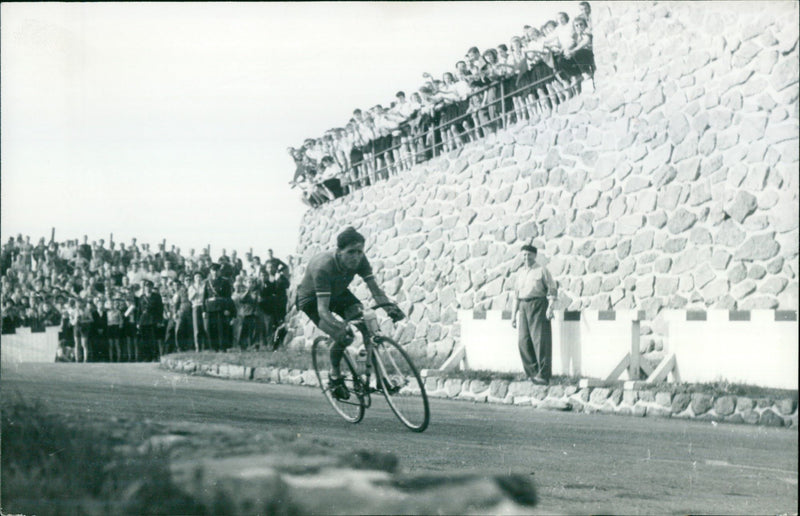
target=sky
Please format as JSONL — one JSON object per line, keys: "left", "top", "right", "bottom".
{"left": 2, "top": 1, "right": 578, "bottom": 261}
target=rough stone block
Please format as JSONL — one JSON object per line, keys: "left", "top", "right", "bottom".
{"left": 589, "top": 388, "right": 610, "bottom": 404}
{"left": 734, "top": 234, "right": 780, "bottom": 261}
{"left": 639, "top": 390, "right": 655, "bottom": 403}
{"left": 575, "top": 387, "right": 591, "bottom": 402}
{"left": 776, "top": 399, "right": 797, "bottom": 416}
{"left": 655, "top": 391, "right": 673, "bottom": 407}
{"left": 740, "top": 409, "right": 760, "bottom": 424}
{"left": 507, "top": 381, "right": 534, "bottom": 398}
{"left": 691, "top": 393, "right": 714, "bottom": 415}
{"left": 759, "top": 409, "right": 785, "bottom": 427}
{"left": 667, "top": 208, "right": 697, "bottom": 234}
{"left": 546, "top": 384, "right": 565, "bottom": 399}
{"left": 622, "top": 390, "right": 639, "bottom": 406}
{"left": 770, "top": 55, "right": 800, "bottom": 91}
{"left": 671, "top": 393, "right": 692, "bottom": 413}
{"left": 725, "top": 191, "right": 758, "bottom": 224}
{"left": 489, "top": 380, "right": 509, "bottom": 399}
{"left": 632, "top": 403, "right": 647, "bottom": 417}
{"left": 618, "top": 214, "right": 646, "bottom": 235}
{"left": 713, "top": 396, "right": 737, "bottom": 417}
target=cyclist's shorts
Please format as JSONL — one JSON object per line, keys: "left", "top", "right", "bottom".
{"left": 298, "top": 290, "right": 362, "bottom": 326}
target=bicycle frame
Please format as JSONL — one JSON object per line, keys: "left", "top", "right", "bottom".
{"left": 346, "top": 314, "right": 389, "bottom": 407}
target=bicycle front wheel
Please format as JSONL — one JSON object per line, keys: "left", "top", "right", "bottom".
{"left": 311, "top": 336, "right": 365, "bottom": 424}
{"left": 372, "top": 336, "right": 430, "bottom": 432}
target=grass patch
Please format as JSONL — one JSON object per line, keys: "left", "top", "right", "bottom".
{"left": 171, "top": 347, "right": 311, "bottom": 371}
{"left": 1, "top": 394, "right": 205, "bottom": 516}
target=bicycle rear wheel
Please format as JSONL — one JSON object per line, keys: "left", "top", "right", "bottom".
{"left": 311, "top": 336, "right": 365, "bottom": 424}
{"left": 372, "top": 336, "right": 429, "bottom": 432}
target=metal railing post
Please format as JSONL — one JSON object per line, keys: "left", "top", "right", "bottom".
{"left": 500, "top": 80, "right": 506, "bottom": 128}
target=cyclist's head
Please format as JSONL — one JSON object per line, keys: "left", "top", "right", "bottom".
{"left": 336, "top": 227, "right": 366, "bottom": 271}
{"left": 337, "top": 226, "right": 365, "bottom": 250}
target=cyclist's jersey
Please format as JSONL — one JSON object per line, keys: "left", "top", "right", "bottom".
{"left": 296, "top": 251, "right": 374, "bottom": 308}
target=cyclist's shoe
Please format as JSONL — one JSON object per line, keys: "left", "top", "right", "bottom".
{"left": 385, "top": 375, "right": 405, "bottom": 394}
{"left": 328, "top": 376, "right": 350, "bottom": 400}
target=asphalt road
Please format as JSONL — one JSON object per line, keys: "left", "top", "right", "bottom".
{"left": 2, "top": 362, "right": 797, "bottom": 515}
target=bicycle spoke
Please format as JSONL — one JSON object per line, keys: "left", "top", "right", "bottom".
{"left": 373, "top": 337, "right": 429, "bottom": 432}
{"left": 312, "top": 337, "right": 365, "bottom": 423}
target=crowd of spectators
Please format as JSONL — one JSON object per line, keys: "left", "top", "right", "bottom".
{"left": 289, "top": 2, "right": 595, "bottom": 208}
{"left": 1, "top": 234, "right": 291, "bottom": 363}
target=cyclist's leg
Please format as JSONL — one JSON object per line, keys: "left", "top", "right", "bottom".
{"left": 298, "top": 294, "right": 361, "bottom": 378}
{"left": 327, "top": 292, "right": 363, "bottom": 378}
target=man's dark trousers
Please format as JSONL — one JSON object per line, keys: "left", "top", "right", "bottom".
{"left": 517, "top": 297, "right": 552, "bottom": 380}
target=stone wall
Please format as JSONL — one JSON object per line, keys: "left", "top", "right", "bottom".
{"left": 160, "top": 357, "right": 799, "bottom": 429}
{"left": 286, "top": 1, "right": 799, "bottom": 365}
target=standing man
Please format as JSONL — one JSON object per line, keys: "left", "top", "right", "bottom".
{"left": 188, "top": 272, "right": 207, "bottom": 352}
{"left": 137, "top": 280, "right": 163, "bottom": 361}
{"left": 262, "top": 260, "right": 290, "bottom": 349}
{"left": 511, "top": 243, "right": 558, "bottom": 385}
{"left": 204, "top": 263, "right": 233, "bottom": 351}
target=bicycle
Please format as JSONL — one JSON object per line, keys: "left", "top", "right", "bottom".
{"left": 311, "top": 302, "right": 430, "bottom": 432}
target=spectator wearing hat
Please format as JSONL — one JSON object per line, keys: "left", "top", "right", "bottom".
{"left": 204, "top": 263, "right": 233, "bottom": 351}
{"left": 511, "top": 243, "right": 558, "bottom": 385}
{"left": 136, "top": 279, "right": 164, "bottom": 361}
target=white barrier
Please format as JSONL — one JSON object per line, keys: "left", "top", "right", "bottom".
{"left": 457, "top": 309, "right": 642, "bottom": 378}
{"left": 458, "top": 310, "right": 523, "bottom": 373}
{"left": 1, "top": 327, "right": 60, "bottom": 364}
{"left": 663, "top": 310, "right": 798, "bottom": 390}
{"left": 553, "top": 310, "right": 643, "bottom": 380}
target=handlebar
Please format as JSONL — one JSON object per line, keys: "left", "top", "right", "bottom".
{"left": 371, "top": 302, "right": 399, "bottom": 311}
{"left": 343, "top": 302, "right": 401, "bottom": 323}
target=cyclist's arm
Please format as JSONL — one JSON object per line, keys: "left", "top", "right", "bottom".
{"left": 364, "top": 277, "right": 390, "bottom": 307}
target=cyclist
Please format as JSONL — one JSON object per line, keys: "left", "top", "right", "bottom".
{"left": 296, "top": 226, "right": 405, "bottom": 400}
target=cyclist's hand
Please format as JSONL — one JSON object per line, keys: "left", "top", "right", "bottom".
{"left": 385, "top": 304, "right": 405, "bottom": 322}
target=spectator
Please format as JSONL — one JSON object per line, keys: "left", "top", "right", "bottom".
{"left": 161, "top": 281, "right": 177, "bottom": 356}
{"left": 161, "top": 260, "right": 177, "bottom": 282}
{"left": 106, "top": 297, "right": 124, "bottom": 362}
{"left": 261, "top": 260, "right": 290, "bottom": 349}
{"left": 73, "top": 298, "right": 92, "bottom": 363}
{"left": 172, "top": 279, "right": 193, "bottom": 352}
{"left": 90, "top": 298, "right": 107, "bottom": 361}
{"left": 511, "top": 243, "right": 558, "bottom": 385}
{"left": 77, "top": 235, "right": 92, "bottom": 264}
{"left": 564, "top": 16, "right": 595, "bottom": 91}
{"left": 319, "top": 156, "right": 345, "bottom": 199}
{"left": 203, "top": 263, "right": 233, "bottom": 351}
{"left": 232, "top": 275, "right": 261, "bottom": 350}
{"left": 188, "top": 271, "right": 208, "bottom": 352}
{"left": 137, "top": 279, "right": 163, "bottom": 361}
{"left": 123, "top": 290, "right": 138, "bottom": 361}
{"left": 577, "top": 2, "right": 592, "bottom": 34}
{"left": 266, "top": 249, "right": 289, "bottom": 275}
